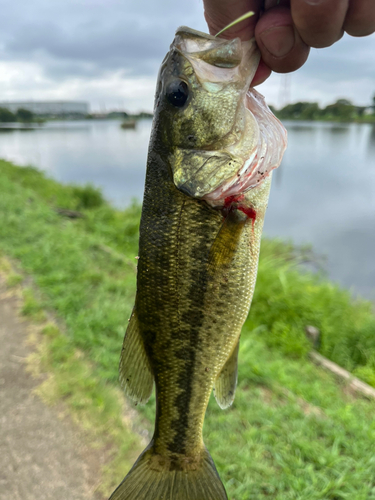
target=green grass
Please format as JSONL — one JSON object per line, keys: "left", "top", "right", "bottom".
{"left": 6, "top": 272, "right": 24, "bottom": 287}
{"left": 0, "top": 162, "right": 139, "bottom": 382}
{"left": 207, "top": 335, "right": 375, "bottom": 499}
{"left": 248, "top": 240, "right": 375, "bottom": 386}
{"left": 1, "top": 160, "right": 375, "bottom": 499}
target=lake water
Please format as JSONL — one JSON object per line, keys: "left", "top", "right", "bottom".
{"left": 0, "top": 119, "right": 374, "bottom": 299}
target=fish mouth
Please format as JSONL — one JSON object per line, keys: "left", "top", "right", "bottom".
{"left": 173, "top": 26, "right": 259, "bottom": 90}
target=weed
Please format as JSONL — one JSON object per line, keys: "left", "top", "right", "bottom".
{"left": 21, "top": 288, "right": 46, "bottom": 322}
{"left": 72, "top": 184, "right": 104, "bottom": 209}
{"left": 6, "top": 272, "right": 23, "bottom": 287}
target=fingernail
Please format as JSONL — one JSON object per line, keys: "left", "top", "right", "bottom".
{"left": 259, "top": 25, "right": 295, "bottom": 58}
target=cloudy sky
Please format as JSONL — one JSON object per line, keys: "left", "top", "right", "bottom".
{"left": 0, "top": 0, "right": 374, "bottom": 112}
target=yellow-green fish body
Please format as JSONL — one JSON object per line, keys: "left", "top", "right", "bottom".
{"left": 110, "top": 27, "right": 286, "bottom": 500}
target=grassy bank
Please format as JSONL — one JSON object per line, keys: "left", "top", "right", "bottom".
{"left": 1, "top": 160, "right": 375, "bottom": 499}
{"left": 273, "top": 100, "right": 375, "bottom": 124}
{"left": 275, "top": 115, "right": 375, "bottom": 124}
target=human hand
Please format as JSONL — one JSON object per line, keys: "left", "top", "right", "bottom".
{"left": 203, "top": 0, "right": 375, "bottom": 86}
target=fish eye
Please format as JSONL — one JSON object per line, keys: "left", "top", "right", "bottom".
{"left": 166, "top": 80, "right": 189, "bottom": 108}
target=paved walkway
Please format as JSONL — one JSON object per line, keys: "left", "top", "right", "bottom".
{"left": 0, "top": 275, "right": 104, "bottom": 500}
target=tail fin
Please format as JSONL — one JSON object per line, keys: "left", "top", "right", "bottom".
{"left": 109, "top": 444, "right": 228, "bottom": 500}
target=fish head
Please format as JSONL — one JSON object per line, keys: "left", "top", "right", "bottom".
{"left": 154, "top": 27, "right": 258, "bottom": 151}
{"left": 154, "top": 27, "right": 287, "bottom": 207}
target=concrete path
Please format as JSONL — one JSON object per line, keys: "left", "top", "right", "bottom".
{"left": 0, "top": 275, "right": 104, "bottom": 500}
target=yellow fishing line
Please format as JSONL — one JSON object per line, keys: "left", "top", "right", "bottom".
{"left": 215, "top": 11, "right": 255, "bottom": 38}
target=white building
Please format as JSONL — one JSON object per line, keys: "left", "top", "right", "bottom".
{"left": 0, "top": 101, "right": 89, "bottom": 115}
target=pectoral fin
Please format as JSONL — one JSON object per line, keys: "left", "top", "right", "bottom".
{"left": 214, "top": 339, "right": 239, "bottom": 409}
{"left": 207, "top": 209, "right": 246, "bottom": 273}
{"left": 119, "top": 307, "right": 154, "bottom": 404}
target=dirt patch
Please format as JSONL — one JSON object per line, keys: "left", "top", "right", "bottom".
{"left": 295, "top": 396, "right": 325, "bottom": 418}
{"left": 259, "top": 385, "right": 325, "bottom": 419}
{"left": 259, "top": 386, "right": 284, "bottom": 405}
{"left": 0, "top": 274, "right": 106, "bottom": 500}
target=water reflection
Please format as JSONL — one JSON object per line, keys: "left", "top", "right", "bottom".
{"left": 367, "top": 124, "right": 375, "bottom": 160}
{"left": 0, "top": 119, "right": 151, "bottom": 206}
{"left": 263, "top": 121, "right": 375, "bottom": 299}
{"left": 330, "top": 125, "right": 350, "bottom": 133}
{"left": 0, "top": 119, "right": 374, "bottom": 299}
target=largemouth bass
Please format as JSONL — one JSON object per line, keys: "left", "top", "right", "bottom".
{"left": 110, "top": 27, "right": 286, "bottom": 500}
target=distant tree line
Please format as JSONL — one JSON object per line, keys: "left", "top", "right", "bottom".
{"left": 0, "top": 107, "right": 154, "bottom": 122}
{"left": 87, "top": 110, "right": 153, "bottom": 120}
{"left": 273, "top": 95, "right": 375, "bottom": 122}
{"left": 0, "top": 107, "right": 35, "bottom": 123}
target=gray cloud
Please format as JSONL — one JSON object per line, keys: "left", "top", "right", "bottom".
{"left": 0, "top": 0, "right": 373, "bottom": 110}
{"left": 304, "top": 35, "right": 375, "bottom": 82}
{"left": 0, "top": 0, "right": 207, "bottom": 80}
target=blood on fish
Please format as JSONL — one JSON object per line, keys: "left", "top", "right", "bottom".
{"left": 223, "top": 195, "right": 257, "bottom": 228}
{"left": 237, "top": 205, "right": 256, "bottom": 221}
{"left": 224, "top": 195, "right": 243, "bottom": 208}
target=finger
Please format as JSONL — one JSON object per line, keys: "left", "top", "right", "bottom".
{"left": 344, "top": 0, "right": 375, "bottom": 36}
{"left": 251, "top": 60, "right": 272, "bottom": 86}
{"left": 290, "top": 0, "right": 349, "bottom": 48}
{"left": 203, "top": 0, "right": 262, "bottom": 40}
{"left": 255, "top": 6, "right": 310, "bottom": 73}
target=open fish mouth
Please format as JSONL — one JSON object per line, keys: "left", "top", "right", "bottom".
{"left": 167, "top": 27, "right": 287, "bottom": 208}
{"left": 173, "top": 27, "right": 258, "bottom": 88}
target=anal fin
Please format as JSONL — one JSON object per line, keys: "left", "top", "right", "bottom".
{"left": 214, "top": 339, "right": 239, "bottom": 409}
{"left": 119, "top": 307, "right": 153, "bottom": 404}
